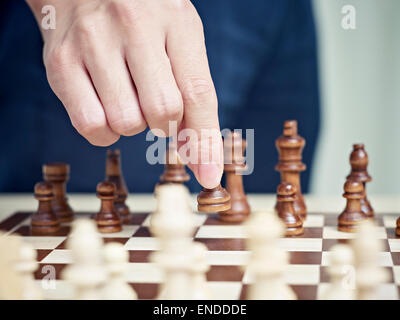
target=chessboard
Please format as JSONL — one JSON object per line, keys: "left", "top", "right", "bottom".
{"left": 1, "top": 197, "right": 400, "bottom": 300}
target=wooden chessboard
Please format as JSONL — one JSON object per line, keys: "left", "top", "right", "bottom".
{"left": 1, "top": 194, "right": 400, "bottom": 300}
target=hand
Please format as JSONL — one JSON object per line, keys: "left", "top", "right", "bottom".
{"left": 26, "top": 0, "right": 223, "bottom": 188}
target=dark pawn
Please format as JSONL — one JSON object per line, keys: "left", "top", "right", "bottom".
{"left": 43, "top": 163, "right": 74, "bottom": 223}
{"left": 338, "top": 180, "right": 367, "bottom": 232}
{"left": 396, "top": 217, "right": 400, "bottom": 237}
{"left": 197, "top": 185, "right": 231, "bottom": 213}
{"left": 346, "top": 144, "right": 374, "bottom": 218}
{"left": 105, "top": 150, "right": 130, "bottom": 220}
{"left": 276, "top": 182, "right": 304, "bottom": 236}
{"left": 31, "top": 182, "right": 60, "bottom": 235}
{"left": 95, "top": 182, "right": 122, "bottom": 233}
{"left": 219, "top": 131, "right": 250, "bottom": 222}
{"left": 159, "top": 145, "right": 190, "bottom": 185}
{"left": 275, "top": 120, "right": 307, "bottom": 220}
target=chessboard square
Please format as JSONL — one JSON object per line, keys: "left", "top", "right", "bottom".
{"left": 14, "top": 225, "right": 71, "bottom": 237}
{"left": 391, "top": 253, "right": 400, "bottom": 266}
{"left": 303, "top": 215, "right": 324, "bottom": 228}
{"left": 392, "top": 266, "right": 400, "bottom": 284}
{"left": 133, "top": 226, "right": 151, "bottom": 237}
{"left": 122, "top": 213, "right": 148, "bottom": 226}
{"left": 206, "top": 250, "right": 250, "bottom": 266}
{"left": 128, "top": 250, "right": 153, "bottom": 263}
{"left": 0, "top": 212, "right": 30, "bottom": 232}
{"left": 36, "top": 249, "right": 52, "bottom": 262}
{"left": 389, "top": 239, "right": 400, "bottom": 252}
{"left": 206, "top": 266, "right": 244, "bottom": 282}
{"left": 195, "top": 238, "right": 246, "bottom": 251}
{"left": 289, "top": 252, "right": 322, "bottom": 265}
{"left": 298, "top": 227, "right": 323, "bottom": 238}
{"left": 238, "top": 284, "right": 318, "bottom": 300}
{"left": 125, "top": 262, "right": 163, "bottom": 283}
{"left": 376, "top": 284, "right": 398, "bottom": 300}
{"left": 23, "top": 236, "right": 66, "bottom": 250}
{"left": 208, "top": 281, "right": 242, "bottom": 300}
{"left": 384, "top": 216, "right": 398, "bottom": 228}
{"left": 196, "top": 226, "right": 246, "bottom": 239}
{"left": 321, "top": 251, "right": 393, "bottom": 267}
{"left": 323, "top": 226, "right": 387, "bottom": 239}
{"left": 125, "top": 237, "right": 160, "bottom": 251}
{"left": 323, "top": 238, "right": 390, "bottom": 252}
{"left": 129, "top": 283, "right": 158, "bottom": 300}
{"left": 100, "top": 225, "right": 139, "bottom": 238}
{"left": 243, "top": 264, "right": 320, "bottom": 285}
{"left": 317, "top": 283, "right": 356, "bottom": 299}
{"left": 41, "top": 250, "right": 72, "bottom": 264}
{"left": 278, "top": 238, "right": 322, "bottom": 252}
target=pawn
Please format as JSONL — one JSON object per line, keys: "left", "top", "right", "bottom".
{"left": 396, "top": 216, "right": 400, "bottom": 236}
{"left": 346, "top": 144, "right": 374, "bottom": 218}
{"left": 102, "top": 243, "right": 137, "bottom": 300}
{"left": 43, "top": 163, "right": 74, "bottom": 222}
{"left": 275, "top": 183, "right": 303, "bottom": 236}
{"left": 95, "top": 182, "right": 122, "bottom": 233}
{"left": 14, "top": 243, "right": 43, "bottom": 300}
{"left": 338, "top": 180, "right": 367, "bottom": 232}
{"left": 197, "top": 184, "right": 231, "bottom": 213}
{"left": 31, "top": 181, "right": 60, "bottom": 235}
{"left": 321, "top": 244, "right": 355, "bottom": 300}
{"left": 159, "top": 144, "right": 190, "bottom": 185}
{"left": 105, "top": 149, "right": 130, "bottom": 220}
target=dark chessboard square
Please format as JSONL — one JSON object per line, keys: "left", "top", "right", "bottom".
{"left": 289, "top": 252, "right": 322, "bottom": 265}
{"left": 14, "top": 225, "right": 70, "bottom": 237}
{"left": 295, "top": 227, "right": 323, "bottom": 239}
{"left": 133, "top": 227, "right": 152, "bottom": 237}
{"left": 122, "top": 213, "right": 149, "bottom": 225}
{"left": 206, "top": 266, "right": 244, "bottom": 282}
{"left": 56, "top": 237, "right": 129, "bottom": 249}
{"left": 320, "top": 266, "right": 394, "bottom": 283}
{"left": 322, "top": 238, "right": 390, "bottom": 252}
{"left": 35, "top": 263, "right": 67, "bottom": 280}
{"left": 129, "top": 283, "right": 158, "bottom": 300}
{"left": 203, "top": 213, "right": 242, "bottom": 226}
{"left": 36, "top": 249, "right": 53, "bottom": 262}
{"left": 239, "top": 284, "right": 317, "bottom": 300}
{"left": 386, "top": 228, "right": 399, "bottom": 239}
{"left": 195, "top": 238, "right": 246, "bottom": 251}
{"left": 128, "top": 250, "right": 153, "bottom": 263}
{"left": 391, "top": 252, "right": 400, "bottom": 266}
{"left": 0, "top": 212, "right": 30, "bottom": 232}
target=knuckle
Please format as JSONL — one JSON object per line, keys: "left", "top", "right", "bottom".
{"left": 44, "top": 45, "right": 71, "bottom": 72}
{"left": 181, "top": 77, "right": 216, "bottom": 105}
{"left": 108, "top": 110, "right": 146, "bottom": 135}
{"left": 145, "top": 94, "right": 183, "bottom": 122}
{"left": 72, "top": 116, "right": 107, "bottom": 138}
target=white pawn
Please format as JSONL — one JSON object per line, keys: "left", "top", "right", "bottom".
{"left": 321, "top": 244, "right": 356, "bottom": 300}
{"left": 353, "top": 220, "right": 389, "bottom": 300}
{"left": 102, "top": 242, "right": 137, "bottom": 300}
{"left": 187, "top": 242, "right": 212, "bottom": 300}
{"left": 15, "top": 242, "right": 43, "bottom": 300}
{"left": 62, "top": 219, "right": 107, "bottom": 299}
{"left": 245, "top": 211, "right": 296, "bottom": 300}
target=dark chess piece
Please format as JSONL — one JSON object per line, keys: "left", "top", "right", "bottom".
{"left": 159, "top": 145, "right": 190, "bottom": 185}
{"left": 105, "top": 149, "right": 130, "bottom": 220}
{"left": 276, "top": 182, "right": 304, "bottom": 236}
{"left": 95, "top": 181, "right": 122, "bottom": 233}
{"left": 197, "top": 184, "right": 231, "bottom": 213}
{"left": 219, "top": 131, "right": 250, "bottom": 222}
{"left": 338, "top": 180, "right": 367, "bottom": 232}
{"left": 43, "top": 163, "right": 74, "bottom": 223}
{"left": 396, "top": 217, "right": 400, "bottom": 237}
{"left": 346, "top": 144, "right": 374, "bottom": 218}
{"left": 275, "top": 120, "right": 307, "bottom": 220}
{"left": 31, "top": 181, "right": 61, "bottom": 235}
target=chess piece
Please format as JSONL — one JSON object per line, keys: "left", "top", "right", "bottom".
{"left": 275, "top": 120, "right": 307, "bottom": 220}
{"left": 338, "top": 180, "right": 367, "bottom": 232}
{"left": 187, "top": 242, "right": 212, "bottom": 299}
{"left": 245, "top": 211, "right": 296, "bottom": 300}
{"left": 219, "top": 131, "right": 251, "bottom": 222}
{"left": 62, "top": 219, "right": 107, "bottom": 299}
{"left": 353, "top": 220, "right": 389, "bottom": 299}
{"left": 15, "top": 243, "right": 43, "bottom": 300}
{"left": 159, "top": 144, "right": 190, "bottom": 185}
{"left": 396, "top": 217, "right": 400, "bottom": 236}
{"left": 102, "top": 242, "right": 137, "bottom": 300}
{"left": 43, "top": 163, "right": 74, "bottom": 222}
{"left": 105, "top": 149, "right": 130, "bottom": 220}
{"left": 31, "top": 181, "right": 60, "bottom": 235}
{"left": 197, "top": 185, "right": 231, "bottom": 213}
{"left": 346, "top": 144, "right": 374, "bottom": 218}
{"left": 150, "top": 184, "right": 197, "bottom": 299}
{"left": 95, "top": 181, "right": 122, "bottom": 233}
{"left": 321, "top": 244, "right": 356, "bottom": 300}
{"left": 275, "top": 182, "right": 304, "bottom": 236}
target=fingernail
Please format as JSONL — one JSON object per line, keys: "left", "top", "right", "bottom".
{"left": 198, "top": 163, "right": 222, "bottom": 189}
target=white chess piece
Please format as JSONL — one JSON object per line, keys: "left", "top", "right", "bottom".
{"left": 245, "top": 211, "right": 296, "bottom": 300}
{"left": 102, "top": 242, "right": 137, "bottom": 300}
{"left": 150, "top": 184, "right": 196, "bottom": 300}
{"left": 187, "top": 242, "right": 212, "bottom": 300}
{"left": 353, "top": 220, "right": 389, "bottom": 300}
{"left": 14, "top": 242, "right": 43, "bottom": 300}
{"left": 321, "top": 244, "right": 356, "bottom": 300}
{"left": 62, "top": 219, "right": 107, "bottom": 299}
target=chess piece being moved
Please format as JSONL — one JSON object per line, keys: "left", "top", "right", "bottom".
{"left": 95, "top": 181, "right": 122, "bottom": 233}
{"left": 159, "top": 144, "right": 190, "bottom": 185}
{"left": 275, "top": 182, "right": 304, "bottom": 236}
{"left": 353, "top": 220, "right": 389, "bottom": 299}
{"left": 43, "top": 163, "right": 74, "bottom": 222}
{"left": 219, "top": 131, "right": 251, "bottom": 222}
{"left": 15, "top": 243, "right": 43, "bottom": 300}
{"left": 62, "top": 219, "right": 107, "bottom": 299}
{"left": 346, "top": 144, "right": 374, "bottom": 218}
{"left": 197, "top": 185, "right": 231, "bottom": 213}
{"left": 338, "top": 180, "right": 367, "bottom": 232}
{"left": 31, "top": 181, "right": 60, "bottom": 235}
{"left": 105, "top": 149, "right": 130, "bottom": 220}
{"left": 102, "top": 242, "right": 137, "bottom": 300}
{"left": 321, "top": 244, "right": 355, "bottom": 300}
{"left": 245, "top": 211, "right": 296, "bottom": 300}
{"left": 275, "top": 120, "right": 307, "bottom": 220}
